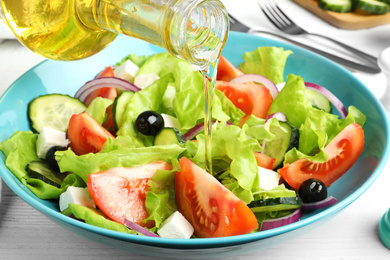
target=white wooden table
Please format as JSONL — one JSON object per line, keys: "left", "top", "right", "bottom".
{"left": 1, "top": 0, "right": 390, "bottom": 259}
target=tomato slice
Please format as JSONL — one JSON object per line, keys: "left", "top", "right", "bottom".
{"left": 216, "top": 81, "right": 272, "bottom": 124}
{"left": 83, "top": 66, "right": 117, "bottom": 106}
{"left": 87, "top": 161, "right": 173, "bottom": 228}
{"left": 68, "top": 112, "right": 115, "bottom": 155}
{"left": 175, "top": 157, "right": 258, "bottom": 238}
{"left": 278, "top": 123, "right": 365, "bottom": 190}
{"left": 254, "top": 152, "right": 275, "bottom": 170}
{"left": 216, "top": 56, "right": 244, "bottom": 82}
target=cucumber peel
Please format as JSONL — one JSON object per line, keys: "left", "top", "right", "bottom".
{"left": 248, "top": 197, "right": 303, "bottom": 213}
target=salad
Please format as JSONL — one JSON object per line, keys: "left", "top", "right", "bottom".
{"left": 0, "top": 46, "right": 367, "bottom": 239}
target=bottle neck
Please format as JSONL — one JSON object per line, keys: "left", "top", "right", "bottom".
{"left": 161, "top": 0, "right": 229, "bottom": 70}
{"left": 76, "top": 0, "right": 228, "bottom": 69}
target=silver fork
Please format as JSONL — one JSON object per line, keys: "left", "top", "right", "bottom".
{"left": 228, "top": 14, "right": 381, "bottom": 74}
{"left": 257, "top": 0, "right": 380, "bottom": 72}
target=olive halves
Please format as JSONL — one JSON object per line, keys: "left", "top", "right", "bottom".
{"left": 135, "top": 111, "right": 164, "bottom": 136}
{"left": 45, "top": 146, "right": 67, "bottom": 172}
{"left": 298, "top": 178, "right": 327, "bottom": 203}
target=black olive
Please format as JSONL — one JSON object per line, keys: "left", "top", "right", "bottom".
{"left": 45, "top": 146, "right": 67, "bottom": 172}
{"left": 135, "top": 111, "right": 164, "bottom": 136}
{"left": 298, "top": 178, "right": 327, "bottom": 203}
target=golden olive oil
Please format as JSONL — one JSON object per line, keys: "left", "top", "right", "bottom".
{"left": 0, "top": 0, "right": 116, "bottom": 60}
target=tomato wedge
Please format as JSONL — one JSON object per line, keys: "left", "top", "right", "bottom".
{"left": 216, "top": 80, "right": 272, "bottom": 124}
{"left": 175, "top": 157, "right": 258, "bottom": 238}
{"left": 216, "top": 56, "right": 244, "bottom": 82}
{"left": 278, "top": 123, "right": 365, "bottom": 190}
{"left": 68, "top": 112, "right": 115, "bottom": 155}
{"left": 83, "top": 66, "right": 117, "bottom": 106}
{"left": 254, "top": 152, "right": 275, "bottom": 170}
{"left": 87, "top": 161, "right": 173, "bottom": 228}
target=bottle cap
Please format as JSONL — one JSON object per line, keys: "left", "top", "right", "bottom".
{"left": 379, "top": 209, "right": 390, "bottom": 249}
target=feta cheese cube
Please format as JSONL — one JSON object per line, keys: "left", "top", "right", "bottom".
{"left": 36, "top": 127, "right": 69, "bottom": 159}
{"left": 59, "top": 186, "right": 96, "bottom": 212}
{"left": 157, "top": 211, "right": 194, "bottom": 239}
{"left": 258, "top": 166, "right": 281, "bottom": 191}
{"left": 161, "top": 113, "right": 181, "bottom": 131}
{"left": 134, "top": 72, "right": 160, "bottom": 89}
{"left": 113, "top": 60, "right": 140, "bottom": 83}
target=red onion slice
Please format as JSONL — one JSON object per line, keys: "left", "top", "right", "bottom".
{"left": 260, "top": 208, "right": 301, "bottom": 231}
{"left": 302, "top": 196, "right": 337, "bottom": 211}
{"left": 265, "top": 112, "right": 288, "bottom": 123}
{"left": 75, "top": 77, "right": 141, "bottom": 103}
{"left": 230, "top": 74, "right": 279, "bottom": 100}
{"left": 305, "top": 82, "right": 348, "bottom": 119}
{"left": 124, "top": 219, "right": 160, "bottom": 237}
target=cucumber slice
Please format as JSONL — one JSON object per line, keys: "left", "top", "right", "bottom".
{"left": 355, "top": 0, "right": 389, "bottom": 14}
{"left": 112, "top": 91, "right": 135, "bottom": 132}
{"left": 263, "top": 122, "right": 299, "bottom": 169}
{"left": 28, "top": 94, "right": 86, "bottom": 133}
{"left": 154, "top": 127, "right": 184, "bottom": 145}
{"left": 248, "top": 197, "right": 303, "bottom": 213}
{"left": 319, "top": 0, "right": 353, "bottom": 12}
{"left": 306, "top": 88, "right": 332, "bottom": 113}
{"left": 26, "top": 161, "right": 65, "bottom": 188}
{"left": 378, "top": 0, "right": 390, "bottom": 4}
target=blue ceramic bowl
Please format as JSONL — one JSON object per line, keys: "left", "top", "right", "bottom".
{"left": 0, "top": 32, "right": 389, "bottom": 258}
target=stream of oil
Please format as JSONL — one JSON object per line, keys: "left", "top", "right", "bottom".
{"left": 200, "top": 62, "right": 219, "bottom": 174}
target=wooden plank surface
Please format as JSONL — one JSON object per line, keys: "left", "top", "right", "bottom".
{"left": 293, "top": 0, "right": 390, "bottom": 30}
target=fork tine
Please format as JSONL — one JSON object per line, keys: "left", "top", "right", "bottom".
{"left": 257, "top": 0, "right": 284, "bottom": 29}
{"left": 265, "top": 0, "right": 295, "bottom": 26}
{"left": 258, "top": 0, "right": 303, "bottom": 34}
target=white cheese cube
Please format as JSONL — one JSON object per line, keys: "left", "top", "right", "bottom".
{"left": 59, "top": 186, "right": 96, "bottom": 212}
{"left": 36, "top": 127, "right": 69, "bottom": 159}
{"left": 113, "top": 60, "right": 140, "bottom": 83}
{"left": 157, "top": 211, "right": 194, "bottom": 239}
{"left": 258, "top": 166, "right": 281, "bottom": 191}
{"left": 134, "top": 73, "right": 160, "bottom": 89}
{"left": 161, "top": 113, "right": 181, "bottom": 131}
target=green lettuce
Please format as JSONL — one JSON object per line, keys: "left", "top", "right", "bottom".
{"left": 85, "top": 97, "right": 113, "bottom": 125}
{"left": 144, "top": 163, "right": 179, "bottom": 228}
{"left": 116, "top": 74, "right": 173, "bottom": 146}
{"left": 188, "top": 122, "right": 294, "bottom": 204}
{"left": 136, "top": 53, "right": 230, "bottom": 132}
{"left": 0, "top": 131, "right": 85, "bottom": 199}
{"left": 63, "top": 203, "right": 137, "bottom": 234}
{"left": 57, "top": 144, "right": 186, "bottom": 183}
{"left": 267, "top": 74, "right": 366, "bottom": 165}
{"left": 239, "top": 46, "right": 293, "bottom": 84}
{"left": 268, "top": 74, "right": 313, "bottom": 129}
{"left": 115, "top": 53, "right": 151, "bottom": 68}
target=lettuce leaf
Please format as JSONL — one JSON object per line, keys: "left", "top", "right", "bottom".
{"left": 64, "top": 203, "right": 137, "bottom": 234}
{"left": 136, "top": 53, "right": 229, "bottom": 132}
{"left": 57, "top": 144, "right": 186, "bottom": 183}
{"left": 85, "top": 97, "right": 113, "bottom": 125}
{"left": 239, "top": 46, "right": 293, "bottom": 84}
{"left": 0, "top": 131, "right": 85, "bottom": 199}
{"left": 144, "top": 163, "right": 179, "bottom": 228}
{"left": 116, "top": 74, "right": 173, "bottom": 146}
{"left": 268, "top": 74, "right": 313, "bottom": 129}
